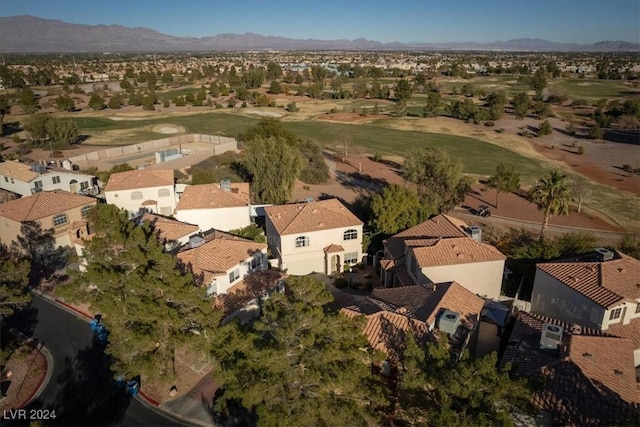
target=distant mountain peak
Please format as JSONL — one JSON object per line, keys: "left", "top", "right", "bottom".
{"left": 0, "top": 15, "right": 638, "bottom": 53}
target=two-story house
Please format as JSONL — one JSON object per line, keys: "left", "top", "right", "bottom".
{"left": 138, "top": 213, "right": 200, "bottom": 252}
{"left": 264, "top": 199, "right": 363, "bottom": 275}
{"left": 174, "top": 181, "right": 251, "bottom": 232}
{"left": 530, "top": 248, "right": 640, "bottom": 366}
{"left": 177, "top": 231, "right": 268, "bottom": 297}
{"left": 0, "top": 160, "right": 99, "bottom": 197}
{"left": 0, "top": 190, "right": 97, "bottom": 248}
{"left": 380, "top": 214, "right": 506, "bottom": 300}
{"left": 342, "top": 281, "right": 485, "bottom": 371}
{"left": 104, "top": 169, "right": 176, "bottom": 218}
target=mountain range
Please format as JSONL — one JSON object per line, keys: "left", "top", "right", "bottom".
{"left": 1, "top": 15, "right": 638, "bottom": 53}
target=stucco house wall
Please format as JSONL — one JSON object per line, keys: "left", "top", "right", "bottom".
{"left": 175, "top": 206, "right": 251, "bottom": 232}
{"left": 105, "top": 185, "right": 176, "bottom": 218}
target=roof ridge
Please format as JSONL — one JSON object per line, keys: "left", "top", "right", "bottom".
{"left": 280, "top": 202, "right": 312, "bottom": 234}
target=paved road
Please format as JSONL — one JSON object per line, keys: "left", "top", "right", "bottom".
{"left": 5, "top": 294, "right": 189, "bottom": 427}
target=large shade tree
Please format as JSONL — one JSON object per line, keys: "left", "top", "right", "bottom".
{"left": 487, "top": 163, "right": 521, "bottom": 209}
{"left": 529, "top": 170, "right": 572, "bottom": 241}
{"left": 0, "top": 244, "right": 31, "bottom": 319}
{"left": 58, "top": 204, "right": 219, "bottom": 383}
{"left": 371, "top": 184, "right": 430, "bottom": 235}
{"left": 210, "top": 276, "right": 389, "bottom": 425}
{"left": 403, "top": 147, "right": 473, "bottom": 213}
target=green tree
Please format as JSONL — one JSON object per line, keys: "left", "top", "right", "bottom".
{"left": 55, "top": 94, "right": 75, "bottom": 112}
{"left": 529, "top": 170, "right": 572, "bottom": 241}
{"left": 403, "top": 147, "right": 473, "bottom": 213}
{"left": 88, "top": 93, "right": 106, "bottom": 110}
{"left": 422, "top": 91, "right": 441, "bottom": 117}
{"left": 0, "top": 244, "right": 31, "bottom": 319}
{"left": 393, "top": 79, "right": 413, "bottom": 116}
{"left": 371, "top": 184, "right": 430, "bottom": 235}
{"left": 243, "top": 136, "right": 302, "bottom": 204}
{"left": 398, "top": 334, "right": 534, "bottom": 425}
{"left": 268, "top": 80, "right": 282, "bottom": 94}
{"left": 228, "top": 224, "right": 266, "bottom": 243}
{"left": 47, "top": 117, "right": 79, "bottom": 146}
{"left": 210, "top": 276, "right": 388, "bottom": 425}
{"left": 58, "top": 204, "right": 219, "bottom": 383}
{"left": 537, "top": 120, "right": 552, "bottom": 137}
{"left": 512, "top": 92, "right": 531, "bottom": 120}
{"left": 485, "top": 90, "right": 507, "bottom": 120}
{"left": 487, "top": 163, "right": 521, "bottom": 209}
{"left": 617, "top": 234, "right": 640, "bottom": 259}
{"left": 18, "top": 86, "right": 39, "bottom": 114}
{"left": 108, "top": 93, "right": 124, "bottom": 109}
{"left": 240, "top": 117, "right": 298, "bottom": 146}
{"left": 588, "top": 124, "right": 604, "bottom": 140}
{"left": 298, "top": 139, "right": 329, "bottom": 184}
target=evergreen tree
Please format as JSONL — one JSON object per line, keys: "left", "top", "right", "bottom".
{"left": 403, "top": 147, "right": 473, "bottom": 213}
{"left": 88, "top": 93, "right": 106, "bottom": 110}
{"left": 58, "top": 204, "right": 219, "bottom": 383}
{"left": 0, "top": 244, "right": 31, "bottom": 319}
{"left": 210, "top": 276, "right": 388, "bottom": 425}
{"left": 487, "top": 163, "right": 521, "bottom": 208}
{"left": 512, "top": 92, "right": 531, "bottom": 120}
{"left": 55, "top": 94, "right": 75, "bottom": 112}
{"left": 18, "top": 86, "right": 38, "bottom": 114}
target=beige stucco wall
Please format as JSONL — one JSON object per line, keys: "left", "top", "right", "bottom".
{"left": 204, "top": 249, "right": 267, "bottom": 296}
{"left": 419, "top": 259, "right": 504, "bottom": 300}
{"left": 175, "top": 205, "right": 251, "bottom": 232}
{"left": 106, "top": 185, "right": 176, "bottom": 218}
{"left": 265, "top": 216, "right": 363, "bottom": 276}
{"left": 531, "top": 269, "right": 606, "bottom": 329}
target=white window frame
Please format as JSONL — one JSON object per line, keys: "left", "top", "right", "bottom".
{"left": 52, "top": 176, "right": 61, "bottom": 184}
{"left": 158, "top": 188, "right": 171, "bottom": 197}
{"left": 34, "top": 180, "right": 43, "bottom": 188}
{"left": 635, "top": 303, "right": 640, "bottom": 314}
{"left": 53, "top": 213, "right": 68, "bottom": 227}
{"left": 295, "top": 236, "right": 309, "bottom": 248}
{"left": 343, "top": 229, "right": 358, "bottom": 241}
{"left": 81, "top": 205, "right": 93, "bottom": 218}
{"left": 131, "top": 191, "right": 143, "bottom": 200}
{"left": 609, "top": 307, "right": 622, "bottom": 320}
{"left": 344, "top": 251, "right": 358, "bottom": 265}
{"left": 228, "top": 268, "right": 240, "bottom": 283}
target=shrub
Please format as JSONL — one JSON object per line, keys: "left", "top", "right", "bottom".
{"left": 496, "top": 128, "right": 506, "bottom": 133}
{"left": 577, "top": 145, "right": 584, "bottom": 155}
{"left": 484, "top": 121, "right": 495, "bottom": 127}
{"left": 303, "top": 185, "right": 310, "bottom": 191}
{"left": 372, "top": 152, "right": 383, "bottom": 162}
{"left": 330, "top": 107, "right": 339, "bottom": 114}
{"left": 570, "top": 140, "right": 577, "bottom": 148}
{"left": 622, "top": 164, "right": 633, "bottom": 172}
{"left": 334, "top": 278, "right": 348, "bottom": 289}
{"left": 12, "top": 134, "right": 22, "bottom": 143}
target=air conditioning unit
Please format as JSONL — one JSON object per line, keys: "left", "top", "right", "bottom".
{"left": 438, "top": 310, "right": 461, "bottom": 336}
{"left": 540, "top": 323, "right": 563, "bottom": 350}
{"left": 468, "top": 226, "right": 482, "bottom": 242}
{"left": 594, "top": 247, "right": 614, "bottom": 262}
{"left": 189, "top": 235, "right": 205, "bottom": 249}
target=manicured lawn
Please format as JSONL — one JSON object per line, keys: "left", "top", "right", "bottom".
{"left": 156, "top": 86, "right": 205, "bottom": 101}
{"left": 551, "top": 79, "right": 637, "bottom": 100}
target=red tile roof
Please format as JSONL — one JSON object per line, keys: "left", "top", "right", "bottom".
{"left": 411, "top": 237, "right": 506, "bottom": 267}
{"left": 214, "top": 270, "right": 287, "bottom": 317}
{"left": 104, "top": 169, "right": 174, "bottom": 192}
{"left": 176, "top": 183, "right": 250, "bottom": 210}
{"left": 342, "top": 282, "right": 484, "bottom": 362}
{"left": 0, "top": 190, "right": 96, "bottom": 222}
{"left": 264, "top": 199, "right": 362, "bottom": 235}
{"left": 324, "top": 244, "right": 344, "bottom": 253}
{"left": 140, "top": 213, "right": 199, "bottom": 242}
{"left": 0, "top": 160, "right": 39, "bottom": 182}
{"left": 537, "top": 252, "right": 640, "bottom": 308}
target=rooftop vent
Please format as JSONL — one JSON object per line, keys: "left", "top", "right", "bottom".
{"left": 220, "top": 179, "right": 231, "bottom": 192}
{"left": 438, "top": 310, "right": 461, "bottom": 336}
{"left": 594, "top": 247, "right": 614, "bottom": 262}
{"left": 540, "top": 323, "right": 563, "bottom": 350}
{"left": 468, "top": 226, "right": 482, "bottom": 242}
{"left": 304, "top": 197, "right": 314, "bottom": 203}
{"left": 188, "top": 235, "right": 205, "bottom": 249}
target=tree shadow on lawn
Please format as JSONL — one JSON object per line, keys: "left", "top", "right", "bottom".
{"left": 25, "top": 336, "right": 132, "bottom": 426}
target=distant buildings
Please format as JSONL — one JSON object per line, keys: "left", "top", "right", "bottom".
{"left": 0, "top": 160, "right": 99, "bottom": 197}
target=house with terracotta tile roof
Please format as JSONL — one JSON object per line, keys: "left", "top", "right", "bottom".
{"left": 379, "top": 214, "right": 506, "bottom": 300}
{"left": 0, "top": 190, "right": 97, "bottom": 248}
{"left": 104, "top": 169, "right": 176, "bottom": 218}
{"left": 0, "top": 160, "right": 99, "bottom": 197}
{"left": 264, "top": 199, "right": 363, "bottom": 275}
{"left": 177, "top": 232, "right": 268, "bottom": 297}
{"left": 530, "top": 248, "right": 640, "bottom": 366}
{"left": 214, "top": 269, "right": 287, "bottom": 324}
{"left": 501, "top": 311, "right": 640, "bottom": 425}
{"left": 174, "top": 181, "right": 251, "bottom": 232}
{"left": 342, "top": 281, "right": 485, "bottom": 365}
{"left": 139, "top": 213, "right": 200, "bottom": 252}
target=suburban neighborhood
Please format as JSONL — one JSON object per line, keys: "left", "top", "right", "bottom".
{"left": 0, "top": 2, "right": 639, "bottom": 426}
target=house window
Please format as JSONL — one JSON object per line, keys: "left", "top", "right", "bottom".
{"left": 158, "top": 188, "right": 171, "bottom": 197}
{"left": 160, "top": 206, "right": 172, "bottom": 216}
{"left": 206, "top": 281, "right": 218, "bottom": 298}
{"left": 295, "top": 236, "right": 309, "bottom": 248}
{"left": 34, "top": 180, "right": 43, "bottom": 188}
{"left": 344, "top": 252, "right": 358, "bottom": 264}
{"left": 3, "top": 176, "right": 7, "bottom": 182}
{"left": 52, "top": 213, "right": 68, "bottom": 227}
{"left": 131, "top": 191, "right": 143, "bottom": 200}
{"left": 52, "top": 176, "right": 61, "bottom": 184}
{"left": 228, "top": 268, "right": 240, "bottom": 283}
{"left": 81, "top": 205, "right": 93, "bottom": 218}
{"left": 609, "top": 307, "right": 622, "bottom": 320}
{"left": 251, "top": 254, "right": 262, "bottom": 270}
{"left": 80, "top": 181, "right": 89, "bottom": 190}
{"left": 343, "top": 229, "right": 358, "bottom": 240}
{"left": 635, "top": 303, "right": 640, "bottom": 314}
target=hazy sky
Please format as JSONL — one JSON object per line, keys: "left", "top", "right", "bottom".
{"left": 1, "top": 0, "right": 638, "bottom": 44}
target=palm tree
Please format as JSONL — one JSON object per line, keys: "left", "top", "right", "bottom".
{"left": 530, "top": 170, "right": 572, "bottom": 241}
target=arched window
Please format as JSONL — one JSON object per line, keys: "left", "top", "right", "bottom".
{"left": 158, "top": 188, "right": 171, "bottom": 197}
{"left": 53, "top": 213, "right": 68, "bottom": 227}
{"left": 343, "top": 229, "right": 358, "bottom": 240}
{"left": 131, "top": 191, "right": 143, "bottom": 200}
{"left": 81, "top": 205, "right": 93, "bottom": 218}
{"left": 295, "top": 236, "right": 309, "bottom": 248}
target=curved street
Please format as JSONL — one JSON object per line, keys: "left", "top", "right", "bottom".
{"left": 5, "top": 294, "right": 190, "bottom": 427}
